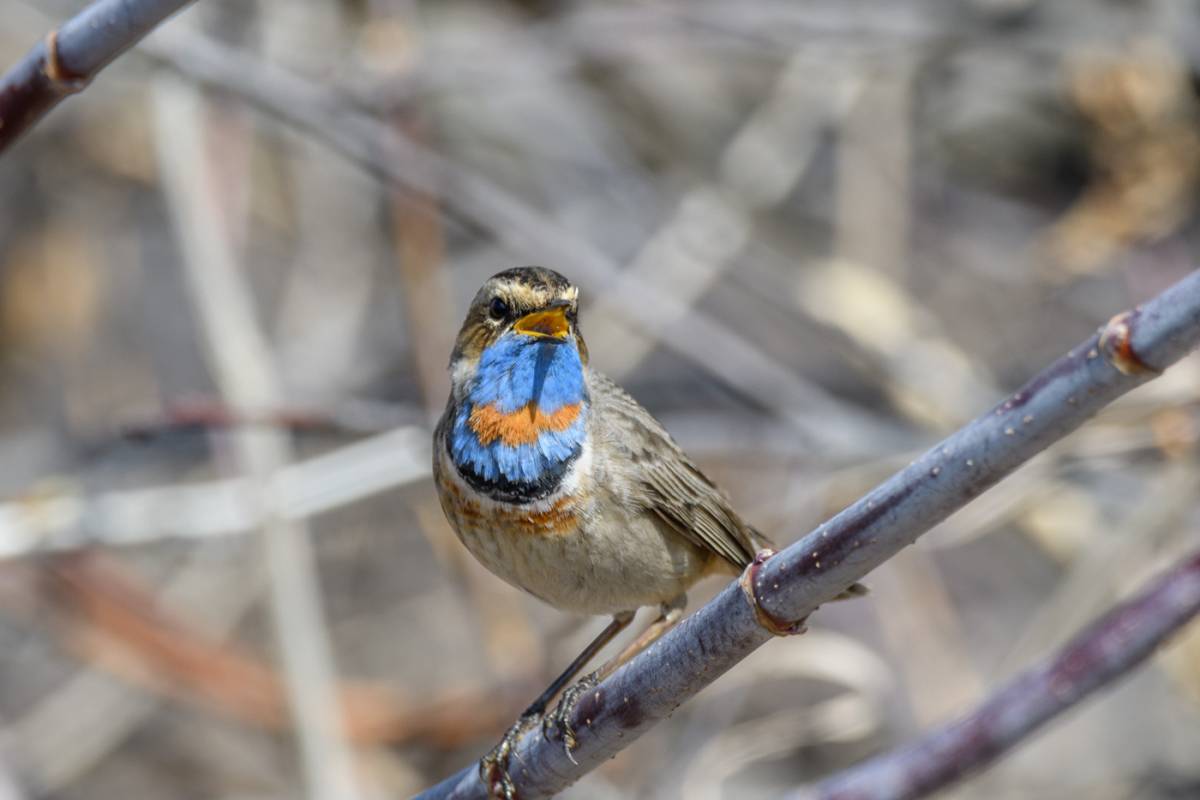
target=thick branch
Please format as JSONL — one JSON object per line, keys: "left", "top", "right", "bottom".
{"left": 0, "top": 0, "right": 196, "bottom": 152}
{"left": 416, "top": 271, "right": 1200, "bottom": 800}
{"left": 799, "top": 546, "right": 1200, "bottom": 800}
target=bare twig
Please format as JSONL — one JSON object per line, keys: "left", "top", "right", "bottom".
{"left": 10, "top": 546, "right": 265, "bottom": 793}
{"left": 153, "top": 76, "right": 363, "bottom": 800}
{"left": 585, "top": 44, "right": 856, "bottom": 378}
{"left": 1000, "top": 461, "right": 1198, "bottom": 673}
{"left": 37, "top": 552, "right": 523, "bottom": 749}
{"left": 0, "top": 0, "right": 196, "bottom": 152}
{"left": 135, "top": 26, "right": 908, "bottom": 458}
{"left": 0, "top": 728, "right": 28, "bottom": 800}
{"left": 800, "top": 546, "right": 1200, "bottom": 800}
{"left": 44, "top": 553, "right": 397, "bottom": 742}
{"left": 0, "top": 425, "right": 429, "bottom": 558}
{"left": 115, "top": 396, "right": 415, "bottom": 438}
{"left": 415, "top": 269, "right": 1200, "bottom": 799}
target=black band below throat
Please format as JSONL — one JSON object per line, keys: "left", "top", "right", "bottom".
{"left": 450, "top": 440, "right": 582, "bottom": 505}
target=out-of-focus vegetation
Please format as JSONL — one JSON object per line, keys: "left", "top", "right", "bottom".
{"left": 0, "top": 1, "right": 1198, "bottom": 798}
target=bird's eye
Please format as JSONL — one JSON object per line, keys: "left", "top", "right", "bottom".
{"left": 488, "top": 297, "right": 509, "bottom": 321}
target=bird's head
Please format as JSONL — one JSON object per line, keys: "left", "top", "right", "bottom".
{"left": 444, "top": 267, "right": 590, "bottom": 497}
{"left": 448, "top": 266, "right": 588, "bottom": 401}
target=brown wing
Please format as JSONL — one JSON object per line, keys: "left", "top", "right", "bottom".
{"left": 591, "top": 372, "right": 766, "bottom": 570}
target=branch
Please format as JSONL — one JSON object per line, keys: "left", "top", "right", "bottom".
{"left": 39, "top": 551, "right": 527, "bottom": 749}
{"left": 0, "top": 425, "right": 429, "bottom": 558}
{"left": 415, "top": 269, "right": 1200, "bottom": 800}
{"left": 798, "top": 546, "right": 1200, "bottom": 800}
{"left": 0, "top": 0, "right": 197, "bottom": 153}
{"left": 153, "top": 76, "right": 362, "bottom": 799}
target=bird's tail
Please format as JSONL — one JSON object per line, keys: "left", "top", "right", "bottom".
{"left": 833, "top": 582, "right": 870, "bottom": 601}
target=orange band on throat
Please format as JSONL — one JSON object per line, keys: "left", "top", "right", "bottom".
{"left": 469, "top": 402, "right": 582, "bottom": 447}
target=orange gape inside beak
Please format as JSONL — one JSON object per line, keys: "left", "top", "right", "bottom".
{"left": 514, "top": 306, "right": 570, "bottom": 341}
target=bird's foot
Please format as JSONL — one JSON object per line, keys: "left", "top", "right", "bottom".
{"left": 479, "top": 712, "right": 539, "bottom": 800}
{"left": 542, "top": 670, "right": 599, "bottom": 764}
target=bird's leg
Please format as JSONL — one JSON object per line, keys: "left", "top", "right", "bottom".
{"left": 605, "top": 593, "right": 687, "bottom": 673}
{"left": 545, "top": 595, "right": 687, "bottom": 757}
{"left": 480, "top": 611, "right": 634, "bottom": 799}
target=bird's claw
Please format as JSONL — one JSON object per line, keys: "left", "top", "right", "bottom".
{"left": 542, "top": 671, "right": 599, "bottom": 763}
{"left": 479, "top": 712, "right": 539, "bottom": 800}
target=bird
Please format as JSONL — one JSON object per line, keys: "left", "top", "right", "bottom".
{"left": 433, "top": 267, "right": 863, "bottom": 798}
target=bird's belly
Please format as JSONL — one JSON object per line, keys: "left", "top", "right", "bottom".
{"left": 438, "top": 472, "right": 708, "bottom": 615}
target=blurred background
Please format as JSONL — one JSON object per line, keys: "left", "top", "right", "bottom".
{"left": 0, "top": 0, "right": 1199, "bottom": 798}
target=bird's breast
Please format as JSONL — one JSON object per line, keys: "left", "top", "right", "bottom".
{"left": 446, "top": 391, "right": 589, "bottom": 503}
{"left": 467, "top": 400, "right": 584, "bottom": 448}
{"left": 434, "top": 435, "right": 712, "bottom": 614}
{"left": 437, "top": 467, "right": 588, "bottom": 538}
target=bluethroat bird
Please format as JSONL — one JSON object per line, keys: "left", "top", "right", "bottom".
{"left": 434, "top": 267, "right": 864, "bottom": 798}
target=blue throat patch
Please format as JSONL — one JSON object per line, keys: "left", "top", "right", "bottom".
{"left": 449, "top": 333, "right": 588, "bottom": 495}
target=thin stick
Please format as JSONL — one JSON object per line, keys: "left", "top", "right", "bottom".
{"left": 153, "top": 76, "right": 363, "bottom": 800}
{"left": 0, "top": 425, "right": 429, "bottom": 558}
{"left": 0, "top": 0, "right": 196, "bottom": 152}
{"left": 800, "top": 547, "right": 1200, "bottom": 800}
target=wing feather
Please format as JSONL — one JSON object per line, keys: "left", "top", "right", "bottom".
{"left": 591, "top": 372, "right": 764, "bottom": 569}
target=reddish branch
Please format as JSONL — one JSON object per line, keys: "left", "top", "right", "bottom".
{"left": 40, "top": 553, "right": 523, "bottom": 749}
{"left": 804, "top": 548, "right": 1200, "bottom": 800}
{"left": 0, "top": 0, "right": 196, "bottom": 152}
{"left": 117, "top": 398, "right": 377, "bottom": 439}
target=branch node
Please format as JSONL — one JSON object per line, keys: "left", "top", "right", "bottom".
{"left": 43, "top": 30, "right": 88, "bottom": 94}
{"left": 1100, "top": 309, "right": 1160, "bottom": 376}
{"left": 739, "top": 549, "right": 808, "bottom": 636}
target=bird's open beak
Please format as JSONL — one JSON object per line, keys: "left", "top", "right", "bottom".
{"left": 513, "top": 304, "right": 571, "bottom": 342}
